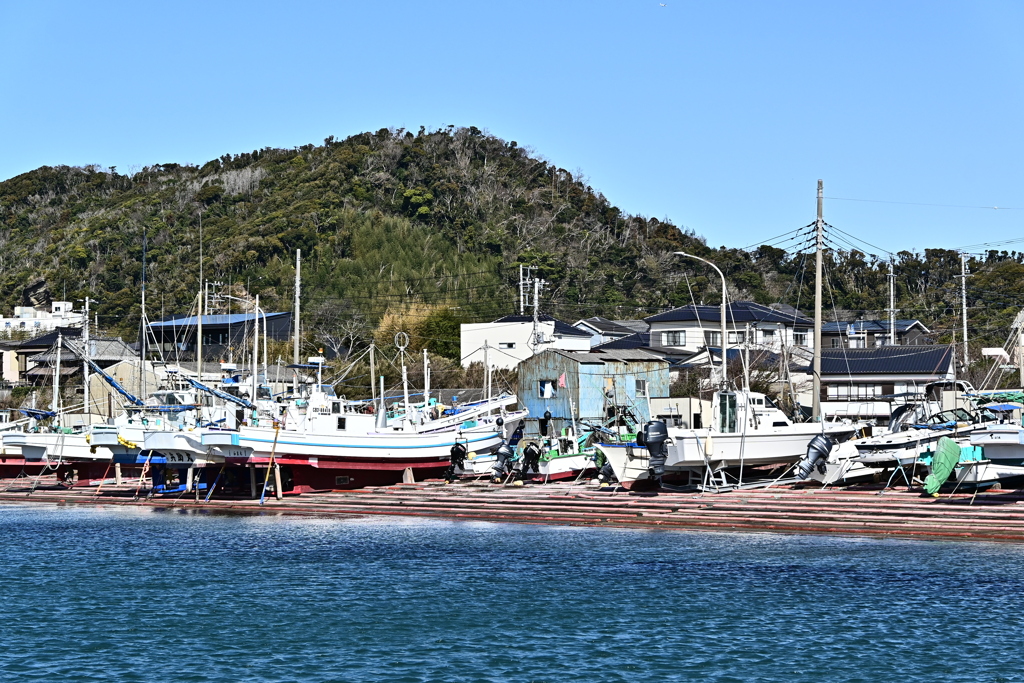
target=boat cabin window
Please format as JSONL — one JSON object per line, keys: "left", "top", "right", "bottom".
{"left": 331, "top": 402, "right": 341, "bottom": 414}
{"left": 257, "top": 386, "right": 272, "bottom": 400}
{"left": 336, "top": 417, "right": 346, "bottom": 431}
{"left": 320, "top": 384, "right": 337, "bottom": 398}
{"left": 718, "top": 393, "right": 738, "bottom": 433}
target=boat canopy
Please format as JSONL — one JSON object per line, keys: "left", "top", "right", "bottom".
{"left": 181, "top": 376, "right": 256, "bottom": 410}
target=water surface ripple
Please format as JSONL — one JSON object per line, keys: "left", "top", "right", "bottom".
{"left": 1, "top": 504, "right": 1022, "bottom": 682}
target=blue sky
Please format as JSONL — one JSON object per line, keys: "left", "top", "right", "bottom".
{"left": 2, "top": 0, "right": 1022, "bottom": 255}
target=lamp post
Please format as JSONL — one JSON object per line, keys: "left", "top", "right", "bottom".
{"left": 675, "top": 252, "right": 728, "bottom": 389}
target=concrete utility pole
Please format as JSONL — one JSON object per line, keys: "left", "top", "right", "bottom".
{"left": 531, "top": 276, "right": 545, "bottom": 349}
{"left": 888, "top": 259, "right": 896, "bottom": 346}
{"left": 813, "top": 180, "right": 824, "bottom": 422}
{"left": 519, "top": 265, "right": 526, "bottom": 315}
{"left": 960, "top": 252, "right": 970, "bottom": 367}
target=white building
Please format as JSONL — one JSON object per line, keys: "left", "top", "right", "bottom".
{"left": 0, "top": 301, "right": 84, "bottom": 335}
{"left": 460, "top": 315, "right": 592, "bottom": 369}
{"left": 644, "top": 301, "right": 814, "bottom": 355}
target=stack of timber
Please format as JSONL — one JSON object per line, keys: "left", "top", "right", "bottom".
{"left": 3, "top": 475, "right": 1024, "bottom": 543}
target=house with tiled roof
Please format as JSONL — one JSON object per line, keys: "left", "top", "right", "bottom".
{"left": 644, "top": 301, "right": 813, "bottom": 356}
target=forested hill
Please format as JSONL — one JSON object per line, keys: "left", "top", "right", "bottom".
{"left": 1, "top": 126, "right": 1023, "bottom": 361}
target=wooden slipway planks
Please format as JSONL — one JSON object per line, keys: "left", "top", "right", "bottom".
{"left": 2, "top": 475, "right": 1024, "bottom": 542}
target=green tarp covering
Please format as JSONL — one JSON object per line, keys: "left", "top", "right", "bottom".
{"left": 924, "top": 437, "right": 961, "bottom": 495}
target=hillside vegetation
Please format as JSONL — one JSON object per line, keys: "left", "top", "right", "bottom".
{"left": 2, "top": 126, "right": 1023, "bottom": 371}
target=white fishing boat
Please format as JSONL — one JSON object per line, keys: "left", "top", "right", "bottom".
{"left": 853, "top": 407, "right": 991, "bottom": 466}
{"left": 597, "top": 390, "right": 858, "bottom": 489}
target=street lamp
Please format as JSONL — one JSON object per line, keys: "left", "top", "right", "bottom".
{"left": 675, "top": 252, "right": 728, "bottom": 388}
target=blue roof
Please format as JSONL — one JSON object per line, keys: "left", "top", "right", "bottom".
{"left": 646, "top": 301, "right": 812, "bottom": 325}
{"left": 593, "top": 332, "right": 651, "bottom": 349}
{"left": 821, "top": 319, "right": 927, "bottom": 335}
{"left": 149, "top": 312, "right": 289, "bottom": 328}
{"left": 819, "top": 345, "right": 953, "bottom": 375}
{"left": 492, "top": 314, "right": 592, "bottom": 337}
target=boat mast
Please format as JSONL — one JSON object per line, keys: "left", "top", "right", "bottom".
{"left": 82, "top": 297, "right": 90, "bottom": 415}
{"left": 293, "top": 249, "right": 301, "bottom": 396}
{"left": 888, "top": 258, "right": 896, "bottom": 346}
{"left": 423, "top": 348, "right": 430, "bottom": 409}
{"left": 140, "top": 225, "right": 148, "bottom": 400}
{"left": 52, "top": 331, "right": 62, "bottom": 414}
{"left": 252, "top": 295, "right": 260, "bottom": 400}
{"left": 813, "top": 180, "right": 824, "bottom": 422}
{"left": 960, "top": 252, "right": 970, "bottom": 368}
{"left": 198, "top": 211, "right": 203, "bottom": 384}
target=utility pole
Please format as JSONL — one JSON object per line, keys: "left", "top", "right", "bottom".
{"left": 531, "top": 276, "right": 545, "bottom": 350}
{"left": 82, "top": 297, "right": 90, "bottom": 414}
{"left": 960, "top": 252, "right": 970, "bottom": 368}
{"left": 293, "top": 249, "right": 301, "bottom": 395}
{"left": 483, "top": 341, "right": 491, "bottom": 400}
{"left": 888, "top": 259, "right": 896, "bottom": 346}
{"left": 519, "top": 265, "right": 525, "bottom": 315}
{"left": 813, "top": 180, "right": 824, "bottom": 422}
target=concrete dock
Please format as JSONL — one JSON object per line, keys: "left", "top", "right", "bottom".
{"left": 3, "top": 475, "right": 1024, "bottom": 543}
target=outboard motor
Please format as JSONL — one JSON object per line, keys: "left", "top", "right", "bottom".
{"left": 642, "top": 421, "right": 669, "bottom": 486}
{"left": 538, "top": 410, "right": 552, "bottom": 438}
{"left": 520, "top": 442, "right": 542, "bottom": 477}
{"left": 491, "top": 442, "right": 515, "bottom": 482}
{"left": 796, "top": 434, "right": 834, "bottom": 480}
{"left": 445, "top": 442, "right": 469, "bottom": 483}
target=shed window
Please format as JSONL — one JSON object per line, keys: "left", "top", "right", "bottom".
{"left": 337, "top": 417, "right": 347, "bottom": 430}
{"left": 539, "top": 380, "right": 557, "bottom": 399}
{"left": 635, "top": 379, "right": 648, "bottom": 398}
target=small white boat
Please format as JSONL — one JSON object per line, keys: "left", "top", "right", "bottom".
{"left": 597, "top": 390, "right": 858, "bottom": 488}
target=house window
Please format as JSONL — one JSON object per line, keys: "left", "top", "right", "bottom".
{"left": 662, "top": 331, "right": 685, "bottom": 346}
{"left": 498, "top": 342, "right": 516, "bottom": 349}
{"left": 704, "top": 331, "right": 721, "bottom": 347}
{"left": 761, "top": 329, "right": 775, "bottom": 342}
{"left": 794, "top": 330, "right": 808, "bottom": 346}
{"left": 635, "top": 379, "right": 648, "bottom": 398}
{"left": 849, "top": 337, "right": 867, "bottom": 349}
{"left": 539, "top": 380, "right": 558, "bottom": 399}
{"left": 33, "top": 322, "right": 40, "bottom": 328}
{"left": 728, "top": 331, "right": 745, "bottom": 344}
{"left": 336, "top": 417, "right": 347, "bottom": 430}
{"left": 831, "top": 338, "right": 841, "bottom": 348}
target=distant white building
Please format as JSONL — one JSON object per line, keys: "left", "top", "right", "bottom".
{"left": 0, "top": 301, "right": 84, "bottom": 335}
{"left": 460, "top": 315, "right": 592, "bottom": 369}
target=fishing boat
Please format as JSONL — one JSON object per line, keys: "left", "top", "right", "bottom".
{"left": 597, "top": 389, "right": 857, "bottom": 488}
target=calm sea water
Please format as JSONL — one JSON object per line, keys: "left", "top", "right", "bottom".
{"left": 0, "top": 505, "right": 1022, "bottom": 682}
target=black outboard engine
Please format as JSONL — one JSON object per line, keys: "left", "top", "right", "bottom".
{"left": 445, "top": 441, "right": 469, "bottom": 483}
{"left": 642, "top": 421, "right": 669, "bottom": 486}
{"left": 491, "top": 442, "right": 515, "bottom": 482}
{"left": 796, "top": 434, "right": 834, "bottom": 480}
{"left": 538, "top": 410, "right": 552, "bottom": 438}
{"left": 520, "top": 442, "right": 542, "bottom": 478}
